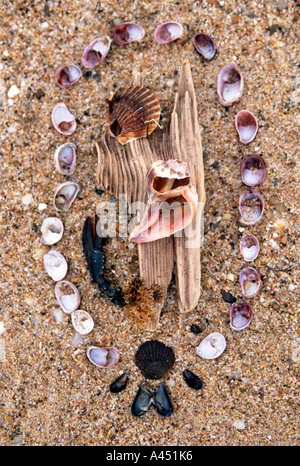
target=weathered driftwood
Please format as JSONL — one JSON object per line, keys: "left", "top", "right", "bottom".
{"left": 95, "top": 60, "right": 205, "bottom": 331}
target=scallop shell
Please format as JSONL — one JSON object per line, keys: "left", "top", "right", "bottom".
{"left": 217, "top": 63, "right": 244, "bottom": 106}
{"left": 154, "top": 21, "right": 184, "bottom": 44}
{"left": 240, "top": 153, "right": 266, "bottom": 186}
{"left": 81, "top": 36, "right": 112, "bottom": 68}
{"left": 196, "top": 332, "right": 226, "bottom": 360}
{"left": 134, "top": 340, "right": 175, "bottom": 380}
{"left": 55, "top": 64, "right": 82, "bottom": 88}
{"left": 239, "top": 267, "right": 262, "bottom": 298}
{"left": 239, "top": 189, "right": 265, "bottom": 225}
{"left": 105, "top": 85, "right": 161, "bottom": 145}
{"left": 235, "top": 110, "right": 258, "bottom": 144}
{"left": 129, "top": 159, "right": 198, "bottom": 243}
{"left": 54, "top": 143, "right": 76, "bottom": 175}
{"left": 230, "top": 302, "right": 253, "bottom": 331}
{"left": 193, "top": 33, "right": 216, "bottom": 60}
{"left": 40, "top": 217, "right": 64, "bottom": 245}
{"left": 113, "top": 22, "right": 145, "bottom": 45}
{"left": 51, "top": 102, "right": 76, "bottom": 135}
{"left": 240, "top": 234, "right": 260, "bottom": 261}
{"left": 71, "top": 310, "right": 94, "bottom": 335}
{"left": 53, "top": 181, "right": 80, "bottom": 212}
{"left": 54, "top": 280, "right": 80, "bottom": 314}
{"left": 43, "top": 250, "right": 68, "bottom": 281}
{"left": 87, "top": 346, "right": 120, "bottom": 368}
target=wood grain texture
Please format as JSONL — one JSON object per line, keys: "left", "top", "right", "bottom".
{"left": 95, "top": 61, "right": 205, "bottom": 330}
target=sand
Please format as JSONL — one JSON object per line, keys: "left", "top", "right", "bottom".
{"left": 0, "top": 0, "right": 299, "bottom": 446}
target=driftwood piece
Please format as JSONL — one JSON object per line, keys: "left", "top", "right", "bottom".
{"left": 95, "top": 61, "right": 205, "bottom": 331}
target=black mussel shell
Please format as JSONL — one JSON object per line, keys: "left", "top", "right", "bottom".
{"left": 190, "top": 324, "right": 204, "bottom": 334}
{"left": 131, "top": 383, "right": 153, "bottom": 417}
{"left": 134, "top": 340, "right": 175, "bottom": 380}
{"left": 182, "top": 369, "right": 203, "bottom": 390}
{"left": 109, "top": 373, "right": 128, "bottom": 393}
{"left": 153, "top": 383, "right": 173, "bottom": 417}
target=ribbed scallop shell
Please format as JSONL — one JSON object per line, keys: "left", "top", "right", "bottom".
{"left": 105, "top": 85, "right": 161, "bottom": 145}
{"left": 134, "top": 340, "right": 175, "bottom": 379}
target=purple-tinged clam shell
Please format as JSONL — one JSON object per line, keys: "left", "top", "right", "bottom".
{"left": 55, "top": 64, "right": 82, "bottom": 88}
{"left": 54, "top": 143, "right": 76, "bottom": 175}
{"left": 239, "top": 189, "right": 265, "bottom": 225}
{"left": 239, "top": 267, "right": 262, "bottom": 298}
{"left": 235, "top": 110, "right": 258, "bottom": 144}
{"left": 217, "top": 63, "right": 244, "bottom": 106}
{"left": 51, "top": 102, "right": 76, "bottom": 136}
{"left": 54, "top": 280, "right": 80, "bottom": 314}
{"left": 40, "top": 217, "right": 64, "bottom": 245}
{"left": 240, "top": 234, "right": 260, "bottom": 261}
{"left": 193, "top": 33, "right": 216, "bottom": 60}
{"left": 154, "top": 21, "right": 184, "bottom": 44}
{"left": 71, "top": 310, "right": 94, "bottom": 335}
{"left": 81, "top": 36, "right": 112, "bottom": 68}
{"left": 240, "top": 153, "right": 266, "bottom": 186}
{"left": 113, "top": 22, "right": 145, "bottom": 45}
{"left": 43, "top": 250, "right": 68, "bottom": 281}
{"left": 53, "top": 181, "right": 80, "bottom": 212}
{"left": 196, "top": 332, "right": 226, "bottom": 360}
{"left": 87, "top": 345, "right": 120, "bottom": 368}
{"left": 230, "top": 302, "right": 253, "bottom": 331}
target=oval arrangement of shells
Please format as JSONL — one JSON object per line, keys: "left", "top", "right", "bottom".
{"left": 38, "top": 16, "right": 269, "bottom": 419}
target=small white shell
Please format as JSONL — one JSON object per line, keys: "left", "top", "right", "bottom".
{"left": 196, "top": 332, "right": 226, "bottom": 360}
{"left": 54, "top": 143, "right": 76, "bottom": 175}
{"left": 53, "top": 181, "right": 80, "bottom": 212}
{"left": 71, "top": 310, "right": 94, "bottom": 335}
{"left": 87, "top": 345, "right": 120, "bottom": 368}
{"left": 240, "top": 234, "right": 260, "bottom": 261}
{"left": 40, "top": 217, "right": 64, "bottom": 245}
{"left": 43, "top": 250, "right": 68, "bottom": 281}
{"left": 54, "top": 280, "right": 80, "bottom": 314}
{"left": 51, "top": 102, "right": 76, "bottom": 135}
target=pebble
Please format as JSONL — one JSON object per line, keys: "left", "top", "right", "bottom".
{"left": 38, "top": 203, "right": 47, "bottom": 211}
{"left": 6, "top": 125, "right": 17, "bottom": 134}
{"left": 53, "top": 307, "right": 65, "bottom": 323}
{"left": 7, "top": 85, "right": 20, "bottom": 98}
{"left": 233, "top": 420, "right": 246, "bottom": 430}
{"left": 22, "top": 193, "right": 34, "bottom": 206}
{"left": 277, "top": 0, "right": 287, "bottom": 11}
{"left": 0, "top": 321, "right": 5, "bottom": 335}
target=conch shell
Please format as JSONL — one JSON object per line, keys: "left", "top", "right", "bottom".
{"left": 129, "top": 159, "right": 198, "bottom": 243}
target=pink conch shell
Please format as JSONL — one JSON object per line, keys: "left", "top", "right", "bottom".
{"left": 129, "top": 159, "right": 198, "bottom": 243}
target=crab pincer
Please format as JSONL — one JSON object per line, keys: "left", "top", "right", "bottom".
{"left": 82, "top": 215, "right": 125, "bottom": 306}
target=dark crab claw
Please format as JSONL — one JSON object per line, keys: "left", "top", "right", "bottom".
{"left": 82, "top": 215, "right": 125, "bottom": 306}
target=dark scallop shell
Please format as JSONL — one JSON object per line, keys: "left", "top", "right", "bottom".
{"left": 134, "top": 340, "right": 175, "bottom": 380}
{"left": 105, "top": 85, "right": 161, "bottom": 145}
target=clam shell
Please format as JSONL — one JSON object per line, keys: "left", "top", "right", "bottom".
{"left": 230, "top": 302, "right": 253, "bottom": 331}
{"left": 113, "top": 22, "right": 145, "bottom": 45}
{"left": 87, "top": 345, "right": 120, "bottom": 368}
{"left": 43, "top": 250, "right": 68, "bottom": 281}
{"left": 71, "top": 310, "right": 94, "bottom": 335}
{"left": 154, "top": 21, "right": 184, "bottom": 44}
{"left": 54, "top": 143, "right": 76, "bottom": 175}
{"left": 51, "top": 102, "right": 76, "bottom": 135}
{"left": 53, "top": 181, "right": 80, "bottom": 212}
{"left": 106, "top": 85, "right": 161, "bottom": 145}
{"left": 240, "top": 234, "right": 260, "bottom": 261}
{"left": 193, "top": 33, "right": 216, "bottom": 60}
{"left": 196, "top": 332, "right": 226, "bottom": 360}
{"left": 81, "top": 36, "right": 112, "bottom": 68}
{"left": 217, "top": 63, "right": 244, "bottom": 106}
{"left": 235, "top": 110, "right": 258, "bottom": 144}
{"left": 134, "top": 340, "right": 175, "bottom": 380}
{"left": 40, "top": 217, "right": 64, "bottom": 245}
{"left": 55, "top": 64, "right": 82, "bottom": 88}
{"left": 54, "top": 280, "right": 80, "bottom": 314}
{"left": 239, "top": 189, "right": 265, "bottom": 225}
{"left": 240, "top": 153, "right": 266, "bottom": 186}
{"left": 239, "top": 267, "right": 262, "bottom": 298}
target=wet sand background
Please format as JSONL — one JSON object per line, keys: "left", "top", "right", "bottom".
{"left": 0, "top": 0, "right": 299, "bottom": 446}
